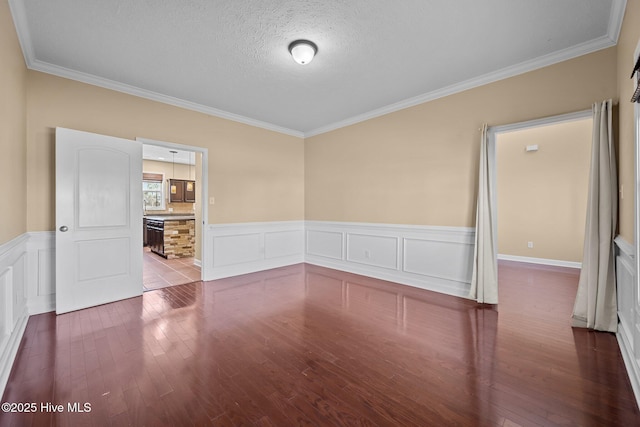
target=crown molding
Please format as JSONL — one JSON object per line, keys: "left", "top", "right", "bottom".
{"left": 9, "top": 0, "right": 626, "bottom": 140}
{"left": 29, "top": 60, "right": 306, "bottom": 138}
{"left": 8, "top": 0, "right": 34, "bottom": 68}
{"left": 8, "top": 1, "right": 305, "bottom": 138}
{"left": 303, "top": 34, "right": 618, "bottom": 138}
{"left": 608, "top": 0, "right": 627, "bottom": 44}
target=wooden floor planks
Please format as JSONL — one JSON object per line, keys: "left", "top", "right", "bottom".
{"left": 1, "top": 261, "right": 639, "bottom": 426}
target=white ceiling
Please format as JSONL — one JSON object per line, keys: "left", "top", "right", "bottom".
{"left": 143, "top": 144, "right": 195, "bottom": 165}
{"left": 9, "top": 0, "right": 626, "bottom": 137}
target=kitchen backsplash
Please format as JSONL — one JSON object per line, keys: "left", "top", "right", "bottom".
{"left": 146, "top": 202, "right": 195, "bottom": 215}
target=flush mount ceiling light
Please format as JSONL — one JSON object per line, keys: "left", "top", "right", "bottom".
{"left": 288, "top": 40, "right": 317, "bottom": 65}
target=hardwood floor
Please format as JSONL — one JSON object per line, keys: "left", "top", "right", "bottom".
{"left": 1, "top": 261, "right": 638, "bottom": 426}
{"left": 143, "top": 248, "right": 201, "bottom": 291}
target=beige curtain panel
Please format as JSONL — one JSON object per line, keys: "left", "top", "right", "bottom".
{"left": 469, "top": 124, "right": 498, "bottom": 304}
{"left": 571, "top": 99, "right": 618, "bottom": 333}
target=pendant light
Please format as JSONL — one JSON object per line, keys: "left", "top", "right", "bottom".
{"left": 186, "top": 152, "right": 194, "bottom": 192}
{"left": 169, "top": 150, "right": 178, "bottom": 194}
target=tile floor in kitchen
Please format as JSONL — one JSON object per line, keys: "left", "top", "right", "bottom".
{"left": 143, "top": 247, "right": 201, "bottom": 291}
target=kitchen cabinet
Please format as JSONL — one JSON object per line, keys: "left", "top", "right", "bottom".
{"left": 146, "top": 219, "right": 165, "bottom": 256}
{"left": 145, "top": 216, "right": 195, "bottom": 258}
{"left": 184, "top": 180, "right": 196, "bottom": 202}
{"left": 169, "top": 179, "right": 196, "bottom": 203}
{"left": 143, "top": 218, "right": 148, "bottom": 246}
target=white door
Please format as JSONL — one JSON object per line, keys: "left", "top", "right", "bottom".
{"left": 56, "top": 127, "right": 142, "bottom": 314}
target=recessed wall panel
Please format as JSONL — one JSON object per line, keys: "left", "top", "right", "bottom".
{"left": 213, "top": 233, "right": 262, "bottom": 267}
{"left": 38, "top": 248, "right": 55, "bottom": 296}
{"left": 306, "top": 230, "right": 343, "bottom": 260}
{"left": 77, "top": 148, "right": 129, "bottom": 228}
{"left": 77, "top": 238, "right": 129, "bottom": 281}
{"left": 404, "top": 238, "right": 473, "bottom": 283}
{"left": 0, "top": 268, "right": 12, "bottom": 337}
{"left": 265, "top": 230, "right": 304, "bottom": 259}
{"left": 347, "top": 234, "right": 398, "bottom": 270}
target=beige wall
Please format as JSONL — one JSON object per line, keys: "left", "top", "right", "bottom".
{"left": 6, "top": 1, "right": 635, "bottom": 249}
{"left": 0, "top": 0, "right": 27, "bottom": 244}
{"left": 497, "top": 119, "right": 592, "bottom": 262}
{"left": 305, "top": 48, "right": 617, "bottom": 227}
{"left": 616, "top": 0, "right": 640, "bottom": 243}
{"left": 26, "top": 72, "right": 305, "bottom": 232}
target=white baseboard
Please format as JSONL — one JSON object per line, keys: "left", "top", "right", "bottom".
{"left": 304, "top": 221, "right": 475, "bottom": 298}
{"left": 203, "top": 221, "right": 305, "bottom": 280}
{"left": 497, "top": 254, "right": 581, "bottom": 269}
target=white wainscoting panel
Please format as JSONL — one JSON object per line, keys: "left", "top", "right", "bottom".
{"left": 213, "top": 233, "right": 263, "bottom": 267}
{"left": 614, "top": 236, "right": 640, "bottom": 409}
{"left": 347, "top": 234, "right": 398, "bottom": 270}
{"left": 305, "top": 221, "right": 475, "bottom": 298}
{"left": 0, "top": 234, "right": 30, "bottom": 399}
{"left": 204, "top": 221, "right": 305, "bottom": 280}
{"left": 26, "top": 232, "right": 56, "bottom": 315}
{"left": 404, "top": 238, "right": 473, "bottom": 284}
{"left": 265, "top": 230, "right": 305, "bottom": 259}
{"left": 306, "top": 230, "right": 343, "bottom": 260}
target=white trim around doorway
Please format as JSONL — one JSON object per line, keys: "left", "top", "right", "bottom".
{"left": 137, "top": 137, "right": 209, "bottom": 281}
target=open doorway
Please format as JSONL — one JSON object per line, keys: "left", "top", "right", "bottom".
{"left": 490, "top": 111, "right": 592, "bottom": 270}
{"left": 139, "top": 139, "right": 208, "bottom": 291}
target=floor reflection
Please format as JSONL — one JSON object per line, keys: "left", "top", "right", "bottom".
{"left": 304, "top": 265, "right": 499, "bottom": 423}
{"left": 1, "top": 262, "right": 638, "bottom": 426}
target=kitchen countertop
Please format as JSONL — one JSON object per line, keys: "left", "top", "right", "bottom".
{"left": 144, "top": 215, "right": 196, "bottom": 221}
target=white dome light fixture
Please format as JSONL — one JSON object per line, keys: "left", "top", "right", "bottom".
{"left": 288, "top": 40, "right": 317, "bottom": 65}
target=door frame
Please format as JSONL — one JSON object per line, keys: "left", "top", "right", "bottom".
{"left": 487, "top": 109, "right": 592, "bottom": 268}
{"left": 137, "top": 137, "right": 209, "bottom": 280}
{"left": 631, "top": 37, "right": 640, "bottom": 405}
{"left": 634, "top": 37, "right": 640, "bottom": 322}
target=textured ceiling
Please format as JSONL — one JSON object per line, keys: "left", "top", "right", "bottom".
{"left": 9, "top": 0, "right": 625, "bottom": 137}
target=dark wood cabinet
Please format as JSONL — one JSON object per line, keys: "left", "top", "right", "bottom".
{"left": 143, "top": 218, "right": 148, "bottom": 246}
{"left": 146, "top": 219, "right": 165, "bottom": 257}
{"left": 169, "top": 179, "right": 196, "bottom": 203}
{"left": 169, "top": 179, "right": 184, "bottom": 203}
{"left": 184, "top": 180, "right": 196, "bottom": 203}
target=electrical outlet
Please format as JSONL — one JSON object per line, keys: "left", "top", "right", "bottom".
{"left": 364, "top": 250, "right": 371, "bottom": 259}
{"left": 209, "top": 197, "right": 215, "bottom": 205}
{"left": 527, "top": 241, "right": 534, "bottom": 249}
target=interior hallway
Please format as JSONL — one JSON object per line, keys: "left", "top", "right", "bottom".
{"left": 1, "top": 261, "right": 638, "bottom": 426}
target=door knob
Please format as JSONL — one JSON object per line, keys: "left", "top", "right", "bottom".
{"left": 59, "top": 226, "right": 69, "bottom": 232}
